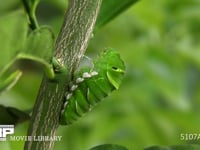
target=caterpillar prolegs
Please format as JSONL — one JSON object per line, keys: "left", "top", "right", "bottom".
{"left": 60, "top": 49, "right": 125, "bottom": 125}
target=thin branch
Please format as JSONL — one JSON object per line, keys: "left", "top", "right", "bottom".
{"left": 55, "top": 0, "right": 102, "bottom": 74}
{"left": 24, "top": 0, "right": 102, "bottom": 149}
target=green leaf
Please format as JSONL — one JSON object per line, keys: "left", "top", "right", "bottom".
{"left": 0, "top": 0, "right": 20, "bottom": 14}
{"left": 0, "top": 10, "right": 28, "bottom": 93}
{"left": 89, "top": 144, "right": 129, "bottom": 150}
{"left": 144, "top": 144, "right": 200, "bottom": 150}
{"left": 0, "top": 70, "right": 22, "bottom": 93}
{"left": 95, "top": 0, "right": 139, "bottom": 30}
{"left": 22, "top": 0, "right": 40, "bottom": 29}
{"left": 0, "top": 11, "right": 55, "bottom": 93}
{"left": 18, "top": 26, "right": 55, "bottom": 79}
{"left": 0, "top": 11, "right": 28, "bottom": 73}
{"left": 0, "top": 105, "right": 30, "bottom": 125}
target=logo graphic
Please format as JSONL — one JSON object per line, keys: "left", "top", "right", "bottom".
{"left": 0, "top": 125, "right": 14, "bottom": 141}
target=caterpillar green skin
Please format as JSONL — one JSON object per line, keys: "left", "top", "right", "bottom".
{"left": 60, "top": 49, "right": 125, "bottom": 125}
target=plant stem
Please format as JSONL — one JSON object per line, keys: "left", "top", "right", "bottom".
{"left": 24, "top": 0, "right": 102, "bottom": 149}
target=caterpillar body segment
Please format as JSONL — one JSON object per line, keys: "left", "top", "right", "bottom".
{"left": 60, "top": 49, "right": 125, "bottom": 125}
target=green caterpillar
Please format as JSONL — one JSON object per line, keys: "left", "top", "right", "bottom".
{"left": 60, "top": 49, "right": 125, "bottom": 125}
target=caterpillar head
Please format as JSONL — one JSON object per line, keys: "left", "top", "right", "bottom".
{"left": 96, "top": 49, "right": 125, "bottom": 89}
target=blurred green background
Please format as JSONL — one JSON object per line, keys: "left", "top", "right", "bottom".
{"left": 1, "top": 0, "right": 200, "bottom": 149}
